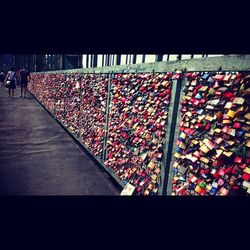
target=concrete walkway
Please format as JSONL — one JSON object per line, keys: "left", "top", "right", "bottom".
{"left": 0, "top": 83, "right": 119, "bottom": 195}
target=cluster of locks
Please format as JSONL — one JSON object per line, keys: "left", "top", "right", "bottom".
{"left": 29, "top": 72, "right": 174, "bottom": 195}
{"left": 172, "top": 72, "right": 250, "bottom": 195}
{"left": 104, "top": 73, "right": 173, "bottom": 195}
{"left": 29, "top": 71, "right": 250, "bottom": 195}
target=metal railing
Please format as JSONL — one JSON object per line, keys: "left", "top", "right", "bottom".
{"left": 28, "top": 55, "right": 250, "bottom": 195}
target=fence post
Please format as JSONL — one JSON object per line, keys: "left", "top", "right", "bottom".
{"left": 161, "top": 71, "right": 185, "bottom": 195}
{"left": 63, "top": 73, "right": 67, "bottom": 124}
{"left": 157, "top": 73, "right": 172, "bottom": 195}
{"left": 102, "top": 71, "right": 112, "bottom": 162}
{"left": 53, "top": 74, "right": 57, "bottom": 116}
{"left": 78, "top": 74, "right": 83, "bottom": 139}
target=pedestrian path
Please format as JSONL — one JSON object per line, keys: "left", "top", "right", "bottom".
{"left": 0, "top": 83, "right": 119, "bottom": 195}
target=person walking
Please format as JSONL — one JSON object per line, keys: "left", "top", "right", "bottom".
{"left": 19, "top": 66, "right": 31, "bottom": 98}
{"left": 0, "top": 71, "right": 5, "bottom": 84}
{"left": 4, "top": 66, "right": 16, "bottom": 98}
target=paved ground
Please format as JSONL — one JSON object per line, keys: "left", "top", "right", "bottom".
{"left": 0, "top": 83, "right": 119, "bottom": 195}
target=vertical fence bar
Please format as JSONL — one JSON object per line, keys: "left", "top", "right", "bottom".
{"left": 53, "top": 74, "right": 57, "bottom": 116}
{"left": 78, "top": 74, "right": 83, "bottom": 139}
{"left": 102, "top": 71, "right": 112, "bottom": 162}
{"left": 63, "top": 73, "right": 67, "bottom": 125}
{"left": 162, "top": 72, "right": 185, "bottom": 195}
{"left": 165, "top": 74, "right": 187, "bottom": 194}
{"left": 158, "top": 74, "right": 175, "bottom": 195}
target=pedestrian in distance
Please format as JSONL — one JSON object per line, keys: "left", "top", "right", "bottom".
{"left": 4, "top": 66, "right": 16, "bottom": 98}
{"left": 19, "top": 66, "right": 31, "bottom": 98}
{"left": 0, "top": 71, "right": 6, "bottom": 85}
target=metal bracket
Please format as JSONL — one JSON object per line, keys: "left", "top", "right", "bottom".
{"left": 125, "top": 65, "right": 131, "bottom": 73}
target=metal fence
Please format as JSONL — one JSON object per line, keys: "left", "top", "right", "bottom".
{"left": 28, "top": 55, "right": 250, "bottom": 195}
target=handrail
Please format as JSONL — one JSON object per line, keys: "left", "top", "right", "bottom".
{"left": 31, "top": 55, "right": 250, "bottom": 74}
